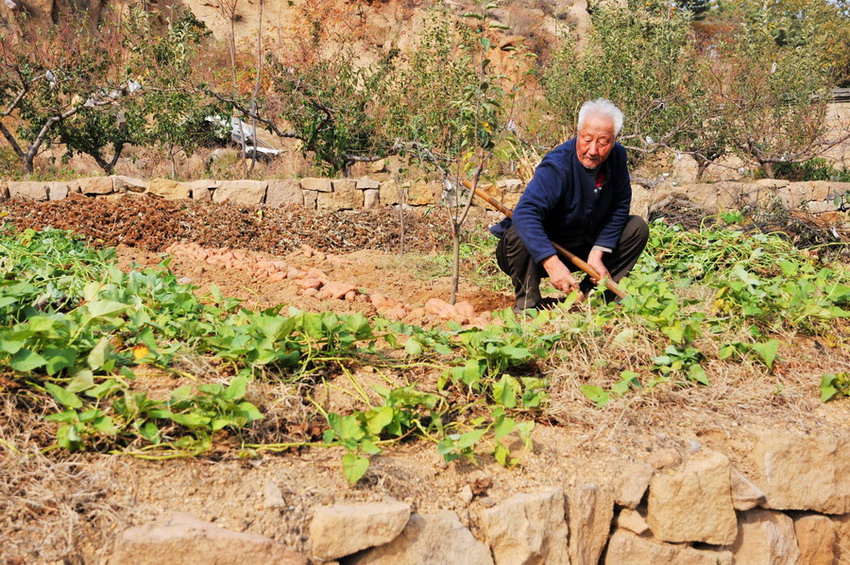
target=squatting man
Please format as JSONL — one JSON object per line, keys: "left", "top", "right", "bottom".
{"left": 491, "top": 98, "right": 649, "bottom": 312}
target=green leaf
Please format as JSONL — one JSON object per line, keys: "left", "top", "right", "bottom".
{"left": 67, "top": 370, "right": 95, "bottom": 393}
{"left": 45, "top": 382, "right": 83, "bottom": 409}
{"left": 87, "top": 337, "right": 112, "bottom": 371}
{"left": 222, "top": 375, "right": 248, "bottom": 402}
{"left": 580, "top": 385, "right": 609, "bottom": 408}
{"left": 404, "top": 338, "right": 423, "bottom": 356}
{"left": 44, "top": 348, "right": 77, "bottom": 376}
{"left": 821, "top": 374, "right": 838, "bottom": 402}
{"left": 342, "top": 453, "right": 369, "bottom": 484}
{"left": 169, "top": 412, "right": 211, "bottom": 428}
{"left": 11, "top": 349, "right": 47, "bottom": 372}
{"left": 328, "top": 413, "right": 365, "bottom": 442}
{"left": 366, "top": 406, "right": 394, "bottom": 435}
{"left": 456, "top": 428, "right": 486, "bottom": 450}
{"left": 493, "top": 441, "right": 510, "bottom": 466}
{"left": 237, "top": 401, "right": 263, "bottom": 422}
{"left": 86, "top": 299, "right": 130, "bottom": 321}
{"left": 688, "top": 364, "right": 710, "bottom": 385}
{"left": 493, "top": 415, "right": 516, "bottom": 440}
{"left": 751, "top": 339, "right": 779, "bottom": 370}
{"left": 492, "top": 374, "right": 519, "bottom": 408}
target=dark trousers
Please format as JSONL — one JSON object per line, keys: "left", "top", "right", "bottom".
{"left": 495, "top": 215, "right": 650, "bottom": 310}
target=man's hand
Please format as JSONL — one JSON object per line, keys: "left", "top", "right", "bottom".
{"left": 587, "top": 248, "right": 610, "bottom": 284}
{"left": 542, "top": 255, "right": 579, "bottom": 293}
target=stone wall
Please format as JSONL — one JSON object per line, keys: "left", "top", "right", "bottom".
{"left": 0, "top": 175, "right": 526, "bottom": 213}
{"left": 108, "top": 428, "right": 850, "bottom": 563}
{"left": 3, "top": 175, "right": 849, "bottom": 219}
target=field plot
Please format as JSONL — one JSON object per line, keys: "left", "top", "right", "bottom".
{"left": 2, "top": 196, "right": 850, "bottom": 563}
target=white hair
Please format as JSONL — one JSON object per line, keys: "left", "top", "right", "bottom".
{"left": 577, "top": 98, "right": 624, "bottom": 137}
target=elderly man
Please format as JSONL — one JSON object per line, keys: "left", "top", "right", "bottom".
{"left": 493, "top": 98, "right": 649, "bottom": 311}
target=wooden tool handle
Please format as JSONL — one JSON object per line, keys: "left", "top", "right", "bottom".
{"left": 469, "top": 182, "right": 626, "bottom": 300}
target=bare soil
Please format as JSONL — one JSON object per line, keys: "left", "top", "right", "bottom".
{"left": 2, "top": 196, "right": 850, "bottom": 564}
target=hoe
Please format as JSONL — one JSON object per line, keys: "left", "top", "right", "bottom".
{"left": 467, "top": 181, "right": 627, "bottom": 300}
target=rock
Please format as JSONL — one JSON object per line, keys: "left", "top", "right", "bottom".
{"left": 567, "top": 483, "right": 614, "bottom": 565}
{"left": 302, "top": 190, "right": 318, "bottom": 209}
{"left": 646, "top": 450, "right": 737, "bottom": 545}
{"left": 749, "top": 429, "right": 850, "bottom": 514}
{"left": 613, "top": 461, "right": 654, "bottom": 509}
{"left": 46, "top": 181, "right": 69, "bottom": 200}
{"left": 310, "top": 500, "right": 411, "bottom": 561}
{"left": 317, "top": 180, "right": 362, "bottom": 210}
{"left": 830, "top": 513, "right": 850, "bottom": 564}
{"left": 8, "top": 181, "right": 48, "bottom": 201}
{"left": 351, "top": 511, "right": 493, "bottom": 565}
{"left": 604, "top": 530, "right": 733, "bottom": 565}
{"left": 317, "top": 281, "right": 357, "bottom": 301}
{"left": 191, "top": 187, "right": 212, "bottom": 202}
{"left": 730, "top": 467, "right": 767, "bottom": 511}
{"left": 147, "top": 178, "right": 189, "bottom": 200}
{"left": 266, "top": 179, "right": 303, "bottom": 207}
{"left": 367, "top": 159, "right": 387, "bottom": 173}
{"left": 731, "top": 508, "right": 801, "bottom": 565}
{"left": 76, "top": 176, "right": 114, "bottom": 195}
{"left": 356, "top": 177, "right": 381, "bottom": 190}
{"left": 301, "top": 177, "right": 333, "bottom": 192}
{"left": 649, "top": 447, "right": 681, "bottom": 470}
{"left": 794, "top": 514, "right": 837, "bottom": 565}
{"left": 496, "top": 179, "right": 523, "bottom": 193}
{"left": 107, "top": 512, "right": 306, "bottom": 565}
{"left": 379, "top": 180, "right": 404, "bottom": 205}
{"left": 364, "top": 189, "right": 380, "bottom": 209}
{"left": 263, "top": 480, "right": 285, "bottom": 509}
{"left": 478, "top": 488, "right": 569, "bottom": 565}
{"left": 213, "top": 180, "right": 268, "bottom": 205}
{"left": 409, "top": 181, "right": 439, "bottom": 206}
{"left": 298, "top": 278, "right": 323, "bottom": 290}
{"left": 617, "top": 508, "right": 650, "bottom": 536}
{"left": 112, "top": 175, "right": 147, "bottom": 192}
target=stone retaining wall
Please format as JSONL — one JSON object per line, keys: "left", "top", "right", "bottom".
{"left": 3, "top": 175, "right": 849, "bottom": 218}
{"left": 109, "top": 428, "right": 850, "bottom": 564}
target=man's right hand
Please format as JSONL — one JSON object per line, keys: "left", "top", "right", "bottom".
{"left": 541, "top": 255, "right": 579, "bottom": 293}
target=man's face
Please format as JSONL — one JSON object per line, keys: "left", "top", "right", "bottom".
{"left": 576, "top": 114, "right": 616, "bottom": 169}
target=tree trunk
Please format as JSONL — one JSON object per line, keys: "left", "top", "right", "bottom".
{"left": 449, "top": 221, "right": 460, "bottom": 305}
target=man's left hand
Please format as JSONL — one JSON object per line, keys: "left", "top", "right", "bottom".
{"left": 587, "top": 249, "right": 610, "bottom": 284}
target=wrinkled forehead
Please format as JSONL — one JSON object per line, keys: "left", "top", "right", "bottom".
{"left": 579, "top": 112, "right": 616, "bottom": 136}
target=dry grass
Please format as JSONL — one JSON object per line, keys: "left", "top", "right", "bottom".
{"left": 0, "top": 394, "right": 134, "bottom": 563}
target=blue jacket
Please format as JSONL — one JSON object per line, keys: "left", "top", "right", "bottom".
{"left": 492, "top": 138, "right": 632, "bottom": 264}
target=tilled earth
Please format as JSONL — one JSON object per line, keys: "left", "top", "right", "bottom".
{"left": 1, "top": 192, "right": 446, "bottom": 255}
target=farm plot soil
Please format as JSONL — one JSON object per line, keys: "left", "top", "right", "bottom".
{"left": 2, "top": 196, "right": 850, "bottom": 564}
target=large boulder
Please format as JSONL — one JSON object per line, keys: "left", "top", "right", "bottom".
{"left": 213, "top": 180, "right": 268, "bottom": 205}
{"left": 730, "top": 467, "right": 767, "bottom": 511}
{"left": 730, "top": 509, "right": 801, "bottom": 565}
{"left": 317, "top": 179, "right": 362, "bottom": 211}
{"left": 567, "top": 483, "right": 614, "bottom": 565}
{"left": 266, "top": 179, "right": 303, "bottom": 207}
{"left": 351, "top": 511, "right": 493, "bottom": 565}
{"left": 46, "top": 181, "right": 70, "bottom": 201}
{"left": 8, "top": 181, "right": 48, "bottom": 201}
{"left": 604, "top": 530, "right": 733, "bottom": 565}
{"left": 112, "top": 175, "right": 147, "bottom": 193}
{"left": 107, "top": 513, "right": 306, "bottom": 565}
{"left": 147, "top": 178, "right": 190, "bottom": 200}
{"left": 310, "top": 500, "right": 411, "bottom": 561}
{"left": 794, "top": 514, "right": 837, "bottom": 565}
{"left": 645, "top": 450, "right": 737, "bottom": 545}
{"left": 748, "top": 429, "right": 850, "bottom": 514}
{"left": 478, "top": 488, "right": 569, "bottom": 565}
{"left": 76, "top": 176, "right": 115, "bottom": 195}
{"left": 300, "top": 177, "right": 333, "bottom": 192}
{"left": 613, "top": 461, "right": 654, "bottom": 509}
